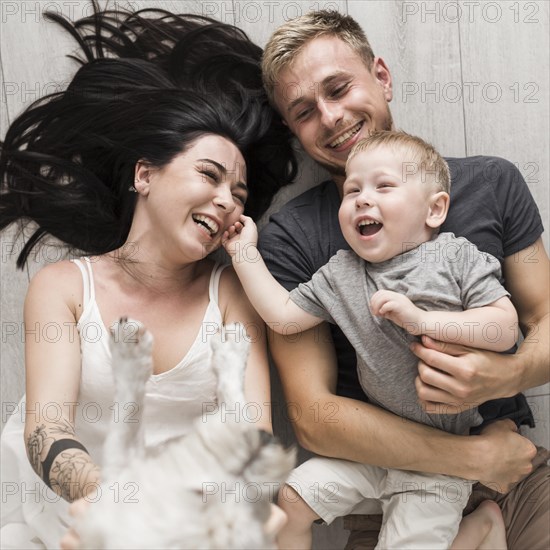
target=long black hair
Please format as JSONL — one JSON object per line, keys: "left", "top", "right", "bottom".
{"left": 0, "top": 3, "right": 297, "bottom": 267}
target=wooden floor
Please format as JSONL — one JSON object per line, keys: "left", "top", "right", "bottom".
{"left": 1, "top": 2, "right": 549, "bottom": 547}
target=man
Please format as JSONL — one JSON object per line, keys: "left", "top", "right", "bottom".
{"left": 257, "top": 10, "right": 549, "bottom": 549}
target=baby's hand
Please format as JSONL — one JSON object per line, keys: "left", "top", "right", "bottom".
{"left": 370, "top": 290, "right": 424, "bottom": 335}
{"left": 222, "top": 215, "right": 258, "bottom": 261}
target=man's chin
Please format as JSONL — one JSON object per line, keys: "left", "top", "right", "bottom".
{"left": 312, "top": 110, "right": 394, "bottom": 179}
{"left": 326, "top": 164, "right": 347, "bottom": 180}
{"left": 317, "top": 156, "right": 347, "bottom": 179}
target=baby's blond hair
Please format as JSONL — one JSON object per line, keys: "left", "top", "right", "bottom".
{"left": 347, "top": 131, "right": 450, "bottom": 193}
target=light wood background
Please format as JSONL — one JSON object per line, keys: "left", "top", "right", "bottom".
{"left": 1, "top": 1, "right": 548, "bottom": 547}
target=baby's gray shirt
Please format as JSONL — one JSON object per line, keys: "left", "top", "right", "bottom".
{"left": 289, "top": 232, "right": 510, "bottom": 434}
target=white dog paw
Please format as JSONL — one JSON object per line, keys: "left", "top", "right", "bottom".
{"left": 210, "top": 323, "right": 249, "bottom": 406}
{"left": 211, "top": 322, "right": 249, "bottom": 350}
{"left": 109, "top": 317, "right": 153, "bottom": 385}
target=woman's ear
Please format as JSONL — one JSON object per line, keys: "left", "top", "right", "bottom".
{"left": 426, "top": 191, "right": 450, "bottom": 229}
{"left": 133, "top": 161, "right": 153, "bottom": 196}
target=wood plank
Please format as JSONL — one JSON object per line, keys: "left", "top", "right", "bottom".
{"left": 1, "top": 48, "right": 28, "bottom": 430}
{"left": 459, "top": 0, "right": 549, "bottom": 404}
{"left": 0, "top": 1, "right": 86, "bottom": 124}
{"left": 458, "top": 0, "right": 549, "bottom": 250}
{"left": 349, "top": 0, "right": 466, "bottom": 157}
{"left": 128, "top": 1, "right": 220, "bottom": 19}
{"left": 0, "top": 1, "right": 218, "bottom": 126}
{"left": 0, "top": 224, "right": 28, "bottom": 431}
{"left": 238, "top": 0, "right": 346, "bottom": 48}
{"left": 525, "top": 383, "right": 550, "bottom": 398}
{"left": 0, "top": 50, "right": 9, "bottom": 136}
{"left": 521, "top": 394, "right": 550, "bottom": 449}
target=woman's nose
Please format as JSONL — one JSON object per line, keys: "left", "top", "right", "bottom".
{"left": 214, "top": 187, "right": 236, "bottom": 213}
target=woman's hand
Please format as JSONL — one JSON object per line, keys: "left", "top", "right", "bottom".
{"left": 60, "top": 498, "right": 89, "bottom": 550}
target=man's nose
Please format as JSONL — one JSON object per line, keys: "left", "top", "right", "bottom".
{"left": 318, "top": 98, "right": 344, "bottom": 128}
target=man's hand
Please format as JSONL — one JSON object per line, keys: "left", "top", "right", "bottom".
{"left": 222, "top": 214, "right": 258, "bottom": 263}
{"left": 476, "top": 419, "right": 537, "bottom": 493}
{"left": 370, "top": 289, "right": 424, "bottom": 334}
{"left": 410, "top": 335, "right": 516, "bottom": 410}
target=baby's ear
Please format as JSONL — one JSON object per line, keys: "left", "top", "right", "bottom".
{"left": 426, "top": 191, "right": 450, "bottom": 229}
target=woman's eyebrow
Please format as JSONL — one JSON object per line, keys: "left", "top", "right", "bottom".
{"left": 198, "top": 158, "right": 248, "bottom": 190}
{"left": 197, "top": 158, "right": 226, "bottom": 173}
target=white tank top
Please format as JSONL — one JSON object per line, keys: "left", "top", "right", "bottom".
{"left": 72, "top": 258, "right": 227, "bottom": 457}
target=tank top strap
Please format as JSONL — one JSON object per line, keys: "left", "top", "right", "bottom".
{"left": 208, "top": 262, "right": 229, "bottom": 306}
{"left": 71, "top": 257, "right": 95, "bottom": 307}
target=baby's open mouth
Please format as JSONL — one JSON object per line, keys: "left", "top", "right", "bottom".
{"left": 357, "top": 219, "right": 382, "bottom": 236}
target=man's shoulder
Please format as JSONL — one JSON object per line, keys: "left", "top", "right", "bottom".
{"left": 445, "top": 155, "right": 521, "bottom": 186}
{"left": 445, "top": 154, "right": 514, "bottom": 166}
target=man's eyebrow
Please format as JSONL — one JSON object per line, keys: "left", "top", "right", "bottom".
{"left": 321, "top": 71, "right": 350, "bottom": 89}
{"left": 286, "top": 71, "right": 352, "bottom": 114}
{"left": 287, "top": 95, "right": 307, "bottom": 115}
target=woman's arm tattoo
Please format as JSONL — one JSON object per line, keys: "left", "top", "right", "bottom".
{"left": 50, "top": 417, "right": 76, "bottom": 437}
{"left": 50, "top": 450, "right": 100, "bottom": 502}
{"left": 26, "top": 424, "right": 54, "bottom": 478}
{"left": 26, "top": 420, "right": 100, "bottom": 502}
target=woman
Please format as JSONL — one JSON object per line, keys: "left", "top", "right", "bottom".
{"left": 0, "top": 9, "right": 296, "bottom": 549}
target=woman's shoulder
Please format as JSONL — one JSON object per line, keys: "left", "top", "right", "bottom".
{"left": 217, "top": 264, "right": 260, "bottom": 323}
{"left": 26, "top": 258, "right": 86, "bottom": 315}
{"left": 29, "top": 258, "right": 81, "bottom": 286}
{"left": 218, "top": 263, "right": 241, "bottom": 298}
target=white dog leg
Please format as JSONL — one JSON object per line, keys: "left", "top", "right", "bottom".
{"left": 209, "top": 322, "right": 249, "bottom": 407}
{"left": 102, "top": 317, "right": 153, "bottom": 480}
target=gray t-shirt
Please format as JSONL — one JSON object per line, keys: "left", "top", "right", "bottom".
{"left": 289, "top": 233, "right": 510, "bottom": 435}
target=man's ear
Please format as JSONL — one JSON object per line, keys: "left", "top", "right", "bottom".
{"left": 372, "top": 57, "right": 393, "bottom": 102}
{"left": 426, "top": 191, "right": 450, "bottom": 229}
{"left": 133, "top": 161, "right": 153, "bottom": 196}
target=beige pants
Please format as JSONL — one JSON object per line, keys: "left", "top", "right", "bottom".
{"left": 286, "top": 457, "right": 472, "bottom": 549}
{"left": 343, "top": 446, "right": 550, "bottom": 550}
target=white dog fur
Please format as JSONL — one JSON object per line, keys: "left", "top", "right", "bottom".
{"left": 74, "top": 319, "right": 295, "bottom": 549}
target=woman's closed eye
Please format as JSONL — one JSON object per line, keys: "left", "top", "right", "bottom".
{"left": 201, "top": 169, "right": 220, "bottom": 182}
{"left": 232, "top": 191, "right": 247, "bottom": 205}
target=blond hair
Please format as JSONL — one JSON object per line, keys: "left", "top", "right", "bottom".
{"left": 347, "top": 131, "right": 451, "bottom": 193}
{"left": 262, "top": 10, "right": 375, "bottom": 107}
